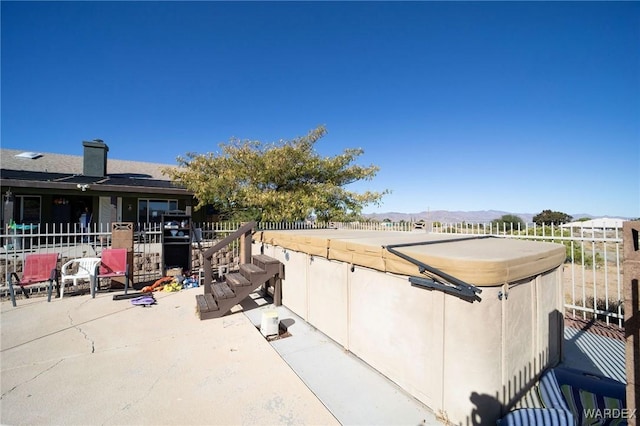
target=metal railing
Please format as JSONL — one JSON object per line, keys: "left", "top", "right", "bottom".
{"left": 0, "top": 222, "right": 241, "bottom": 294}
{"left": 432, "top": 222, "right": 625, "bottom": 328}
{"left": 0, "top": 220, "right": 627, "bottom": 328}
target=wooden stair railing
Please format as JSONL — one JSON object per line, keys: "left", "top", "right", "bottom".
{"left": 195, "top": 222, "right": 284, "bottom": 320}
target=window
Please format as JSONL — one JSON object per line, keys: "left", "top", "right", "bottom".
{"left": 138, "top": 199, "right": 178, "bottom": 224}
{"left": 17, "top": 196, "right": 41, "bottom": 224}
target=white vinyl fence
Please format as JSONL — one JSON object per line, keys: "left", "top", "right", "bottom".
{"left": 0, "top": 220, "right": 626, "bottom": 328}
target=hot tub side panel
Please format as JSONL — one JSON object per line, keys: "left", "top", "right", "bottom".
{"left": 260, "top": 246, "right": 350, "bottom": 349}
{"left": 307, "top": 257, "right": 349, "bottom": 347}
{"left": 535, "top": 269, "right": 563, "bottom": 370}
{"left": 268, "top": 245, "right": 310, "bottom": 320}
{"left": 347, "top": 267, "right": 445, "bottom": 411}
{"left": 441, "top": 284, "right": 505, "bottom": 423}
{"left": 502, "top": 279, "right": 536, "bottom": 411}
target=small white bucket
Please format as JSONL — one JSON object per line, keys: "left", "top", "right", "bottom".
{"left": 260, "top": 305, "right": 279, "bottom": 337}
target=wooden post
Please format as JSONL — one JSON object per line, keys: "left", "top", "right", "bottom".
{"left": 239, "top": 222, "right": 253, "bottom": 265}
{"left": 203, "top": 253, "right": 212, "bottom": 295}
{"left": 623, "top": 221, "right": 639, "bottom": 425}
{"left": 274, "top": 275, "right": 282, "bottom": 306}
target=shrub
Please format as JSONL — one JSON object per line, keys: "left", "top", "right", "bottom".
{"left": 565, "top": 296, "right": 624, "bottom": 324}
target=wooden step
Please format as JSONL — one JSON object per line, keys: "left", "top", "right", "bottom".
{"left": 253, "top": 254, "right": 280, "bottom": 267}
{"left": 195, "top": 293, "right": 219, "bottom": 320}
{"left": 211, "top": 282, "right": 235, "bottom": 300}
{"left": 239, "top": 263, "right": 269, "bottom": 284}
{"left": 240, "top": 263, "right": 267, "bottom": 276}
{"left": 196, "top": 254, "right": 283, "bottom": 320}
{"left": 253, "top": 254, "right": 285, "bottom": 280}
{"left": 226, "top": 272, "right": 251, "bottom": 287}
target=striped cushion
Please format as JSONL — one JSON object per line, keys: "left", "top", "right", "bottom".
{"left": 560, "top": 384, "right": 626, "bottom": 426}
{"left": 603, "top": 396, "right": 625, "bottom": 426}
{"left": 498, "top": 408, "right": 573, "bottom": 426}
{"left": 561, "top": 385, "right": 582, "bottom": 421}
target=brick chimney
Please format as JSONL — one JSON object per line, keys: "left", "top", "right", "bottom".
{"left": 82, "top": 139, "right": 109, "bottom": 177}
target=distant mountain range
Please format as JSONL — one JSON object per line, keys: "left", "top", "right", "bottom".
{"left": 361, "top": 210, "right": 597, "bottom": 224}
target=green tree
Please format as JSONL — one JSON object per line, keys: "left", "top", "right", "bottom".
{"left": 533, "top": 210, "right": 573, "bottom": 225}
{"left": 491, "top": 214, "right": 525, "bottom": 232}
{"left": 164, "top": 126, "right": 389, "bottom": 222}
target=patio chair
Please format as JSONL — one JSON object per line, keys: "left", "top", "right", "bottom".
{"left": 92, "top": 248, "right": 129, "bottom": 298}
{"left": 538, "top": 366, "right": 627, "bottom": 425}
{"left": 60, "top": 257, "right": 101, "bottom": 298}
{"left": 499, "top": 366, "right": 627, "bottom": 425}
{"left": 8, "top": 253, "right": 59, "bottom": 307}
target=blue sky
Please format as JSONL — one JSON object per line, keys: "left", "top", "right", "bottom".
{"left": 2, "top": 1, "right": 639, "bottom": 218}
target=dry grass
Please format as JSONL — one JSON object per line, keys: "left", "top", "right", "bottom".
{"left": 562, "top": 263, "right": 624, "bottom": 300}
{"left": 562, "top": 263, "right": 625, "bottom": 323}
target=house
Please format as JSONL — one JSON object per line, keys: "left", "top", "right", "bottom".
{"left": 1, "top": 140, "right": 209, "bottom": 232}
{"left": 561, "top": 217, "right": 625, "bottom": 229}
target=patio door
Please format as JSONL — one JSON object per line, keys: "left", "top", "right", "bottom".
{"left": 98, "top": 197, "right": 117, "bottom": 232}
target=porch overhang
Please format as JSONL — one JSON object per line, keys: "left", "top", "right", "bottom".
{"left": 0, "top": 178, "right": 191, "bottom": 196}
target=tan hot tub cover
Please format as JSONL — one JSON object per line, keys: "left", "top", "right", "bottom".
{"left": 257, "top": 229, "right": 566, "bottom": 286}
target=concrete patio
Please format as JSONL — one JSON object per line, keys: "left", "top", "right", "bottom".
{"left": 0, "top": 288, "right": 440, "bottom": 425}
{"left": 1, "top": 288, "right": 626, "bottom": 425}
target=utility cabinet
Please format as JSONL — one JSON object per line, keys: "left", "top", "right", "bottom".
{"left": 161, "top": 213, "right": 192, "bottom": 275}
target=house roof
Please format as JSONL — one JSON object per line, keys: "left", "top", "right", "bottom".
{"left": 0, "top": 148, "right": 190, "bottom": 196}
{"left": 560, "top": 217, "right": 625, "bottom": 229}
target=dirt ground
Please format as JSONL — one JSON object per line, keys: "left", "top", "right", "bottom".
{"left": 562, "top": 263, "right": 624, "bottom": 302}
{"left": 561, "top": 263, "right": 627, "bottom": 327}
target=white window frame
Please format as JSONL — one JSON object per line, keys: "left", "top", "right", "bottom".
{"left": 138, "top": 199, "right": 179, "bottom": 223}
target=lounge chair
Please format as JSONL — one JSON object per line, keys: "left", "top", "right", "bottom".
{"left": 499, "top": 366, "right": 627, "bottom": 425}
{"left": 8, "top": 253, "right": 59, "bottom": 307}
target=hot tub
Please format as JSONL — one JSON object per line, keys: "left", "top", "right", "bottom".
{"left": 254, "top": 229, "right": 566, "bottom": 424}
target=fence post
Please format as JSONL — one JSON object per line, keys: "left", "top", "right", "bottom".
{"left": 623, "top": 220, "right": 639, "bottom": 422}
